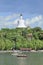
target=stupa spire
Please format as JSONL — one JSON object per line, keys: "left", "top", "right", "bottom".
{"left": 20, "top": 14, "right": 23, "bottom": 19}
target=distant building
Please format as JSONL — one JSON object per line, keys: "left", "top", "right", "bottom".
{"left": 39, "top": 32, "right": 43, "bottom": 40}
{"left": 27, "top": 33, "right": 33, "bottom": 40}
{"left": 17, "top": 14, "right": 27, "bottom": 28}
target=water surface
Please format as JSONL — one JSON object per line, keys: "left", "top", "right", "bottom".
{"left": 0, "top": 52, "right": 43, "bottom": 65}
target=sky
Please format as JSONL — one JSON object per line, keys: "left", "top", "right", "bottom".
{"left": 0, "top": 0, "right": 43, "bottom": 29}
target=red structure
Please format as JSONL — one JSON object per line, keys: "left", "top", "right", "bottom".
{"left": 20, "top": 48, "right": 32, "bottom": 51}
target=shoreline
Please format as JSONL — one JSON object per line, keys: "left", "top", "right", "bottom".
{"left": 0, "top": 50, "right": 43, "bottom": 53}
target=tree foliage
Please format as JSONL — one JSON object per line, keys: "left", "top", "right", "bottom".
{"left": 0, "top": 27, "right": 43, "bottom": 50}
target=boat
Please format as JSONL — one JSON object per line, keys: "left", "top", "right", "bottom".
{"left": 17, "top": 54, "right": 27, "bottom": 57}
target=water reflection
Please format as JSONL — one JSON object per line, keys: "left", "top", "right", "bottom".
{"left": 17, "top": 57, "right": 27, "bottom": 65}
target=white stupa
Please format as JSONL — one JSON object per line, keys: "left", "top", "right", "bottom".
{"left": 17, "top": 14, "right": 27, "bottom": 28}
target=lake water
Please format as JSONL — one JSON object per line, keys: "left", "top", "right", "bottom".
{"left": 0, "top": 52, "right": 43, "bottom": 65}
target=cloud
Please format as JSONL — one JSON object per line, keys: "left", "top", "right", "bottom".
{"left": 0, "top": 13, "right": 43, "bottom": 29}
{"left": 5, "top": 13, "right": 20, "bottom": 21}
{"left": 26, "top": 15, "right": 42, "bottom": 24}
{"left": 31, "top": 15, "right": 42, "bottom": 23}
{"left": 25, "top": 15, "right": 43, "bottom": 28}
{"left": 0, "top": 13, "right": 20, "bottom": 29}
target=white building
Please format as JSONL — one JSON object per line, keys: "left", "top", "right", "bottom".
{"left": 17, "top": 14, "right": 27, "bottom": 28}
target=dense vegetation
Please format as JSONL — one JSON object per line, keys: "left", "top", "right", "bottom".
{"left": 0, "top": 27, "right": 43, "bottom": 50}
